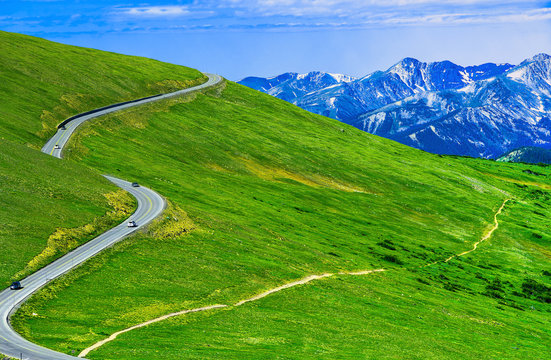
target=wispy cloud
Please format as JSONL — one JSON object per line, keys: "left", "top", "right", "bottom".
{"left": 351, "top": 7, "right": 551, "bottom": 26}
{"left": 220, "top": 0, "right": 547, "bottom": 17}
{"left": 116, "top": 5, "right": 190, "bottom": 18}
{"left": 112, "top": 0, "right": 550, "bottom": 29}
{"left": 108, "top": 1, "right": 551, "bottom": 31}
{"left": 424, "top": 8, "right": 551, "bottom": 24}
{"left": 1, "top": 0, "right": 549, "bottom": 36}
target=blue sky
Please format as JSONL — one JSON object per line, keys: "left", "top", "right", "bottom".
{"left": 1, "top": 0, "right": 550, "bottom": 80}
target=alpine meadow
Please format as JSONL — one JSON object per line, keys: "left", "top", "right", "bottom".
{"left": 0, "top": 29, "right": 550, "bottom": 360}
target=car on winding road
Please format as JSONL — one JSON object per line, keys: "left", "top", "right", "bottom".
{"left": 10, "top": 281, "right": 22, "bottom": 290}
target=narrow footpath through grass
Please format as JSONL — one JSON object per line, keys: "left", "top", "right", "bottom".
{"left": 79, "top": 197, "right": 510, "bottom": 358}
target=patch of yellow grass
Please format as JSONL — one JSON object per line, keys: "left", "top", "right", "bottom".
{"left": 37, "top": 93, "right": 94, "bottom": 139}
{"left": 14, "top": 190, "right": 134, "bottom": 279}
{"left": 104, "top": 189, "right": 135, "bottom": 217}
{"left": 37, "top": 110, "right": 60, "bottom": 140}
{"left": 239, "top": 157, "right": 319, "bottom": 187}
{"left": 310, "top": 174, "right": 370, "bottom": 193}
{"left": 205, "top": 163, "right": 230, "bottom": 173}
{"left": 238, "top": 157, "right": 372, "bottom": 193}
{"left": 60, "top": 93, "right": 88, "bottom": 110}
{"left": 525, "top": 241, "right": 551, "bottom": 260}
{"left": 106, "top": 302, "right": 178, "bottom": 326}
{"left": 483, "top": 173, "right": 551, "bottom": 190}
{"left": 150, "top": 202, "right": 196, "bottom": 240}
{"left": 443, "top": 309, "right": 504, "bottom": 327}
{"left": 147, "top": 77, "right": 208, "bottom": 94}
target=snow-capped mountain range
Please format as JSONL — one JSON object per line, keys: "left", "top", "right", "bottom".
{"left": 238, "top": 54, "right": 551, "bottom": 158}
{"left": 239, "top": 71, "right": 356, "bottom": 102}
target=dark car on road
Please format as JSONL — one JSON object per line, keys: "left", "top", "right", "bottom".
{"left": 10, "top": 281, "right": 22, "bottom": 290}
{"left": 131, "top": 182, "right": 139, "bottom": 187}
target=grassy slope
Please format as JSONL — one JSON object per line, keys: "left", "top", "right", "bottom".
{"left": 0, "top": 140, "right": 118, "bottom": 286}
{"left": 13, "top": 82, "right": 551, "bottom": 358}
{"left": 0, "top": 31, "right": 205, "bottom": 147}
{"left": 0, "top": 32, "right": 204, "bottom": 285}
{"left": 94, "top": 186, "right": 550, "bottom": 360}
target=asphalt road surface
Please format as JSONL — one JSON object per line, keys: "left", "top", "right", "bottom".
{"left": 0, "top": 73, "right": 222, "bottom": 360}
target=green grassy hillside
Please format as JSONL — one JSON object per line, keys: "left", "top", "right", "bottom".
{"left": 0, "top": 31, "right": 205, "bottom": 147}
{"left": 0, "top": 140, "right": 131, "bottom": 287}
{"left": 0, "top": 31, "right": 204, "bottom": 287}
{"left": 11, "top": 75, "right": 551, "bottom": 360}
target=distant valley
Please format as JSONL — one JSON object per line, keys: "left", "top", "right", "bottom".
{"left": 239, "top": 54, "right": 551, "bottom": 159}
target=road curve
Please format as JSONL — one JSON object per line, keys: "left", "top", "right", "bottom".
{"left": 0, "top": 73, "right": 222, "bottom": 360}
{"left": 42, "top": 73, "right": 222, "bottom": 159}
{"left": 0, "top": 177, "right": 164, "bottom": 360}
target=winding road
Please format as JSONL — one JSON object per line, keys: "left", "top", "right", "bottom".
{"left": 0, "top": 73, "right": 223, "bottom": 360}
{"left": 42, "top": 73, "right": 222, "bottom": 159}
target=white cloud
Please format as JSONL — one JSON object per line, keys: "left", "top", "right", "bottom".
{"left": 221, "top": 0, "right": 547, "bottom": 17}
{"left": 375, "top": 7, "right": 551, "bottom": 25}
{"left": 105, "top": 1, "right": 551, "bottom": 31}
{"left": 118, "top": 6, "right": 190, "bottom": 17}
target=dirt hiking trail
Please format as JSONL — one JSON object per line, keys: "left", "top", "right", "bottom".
{"left": 79, "top": 198, "right": 510, "bottom": 357}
